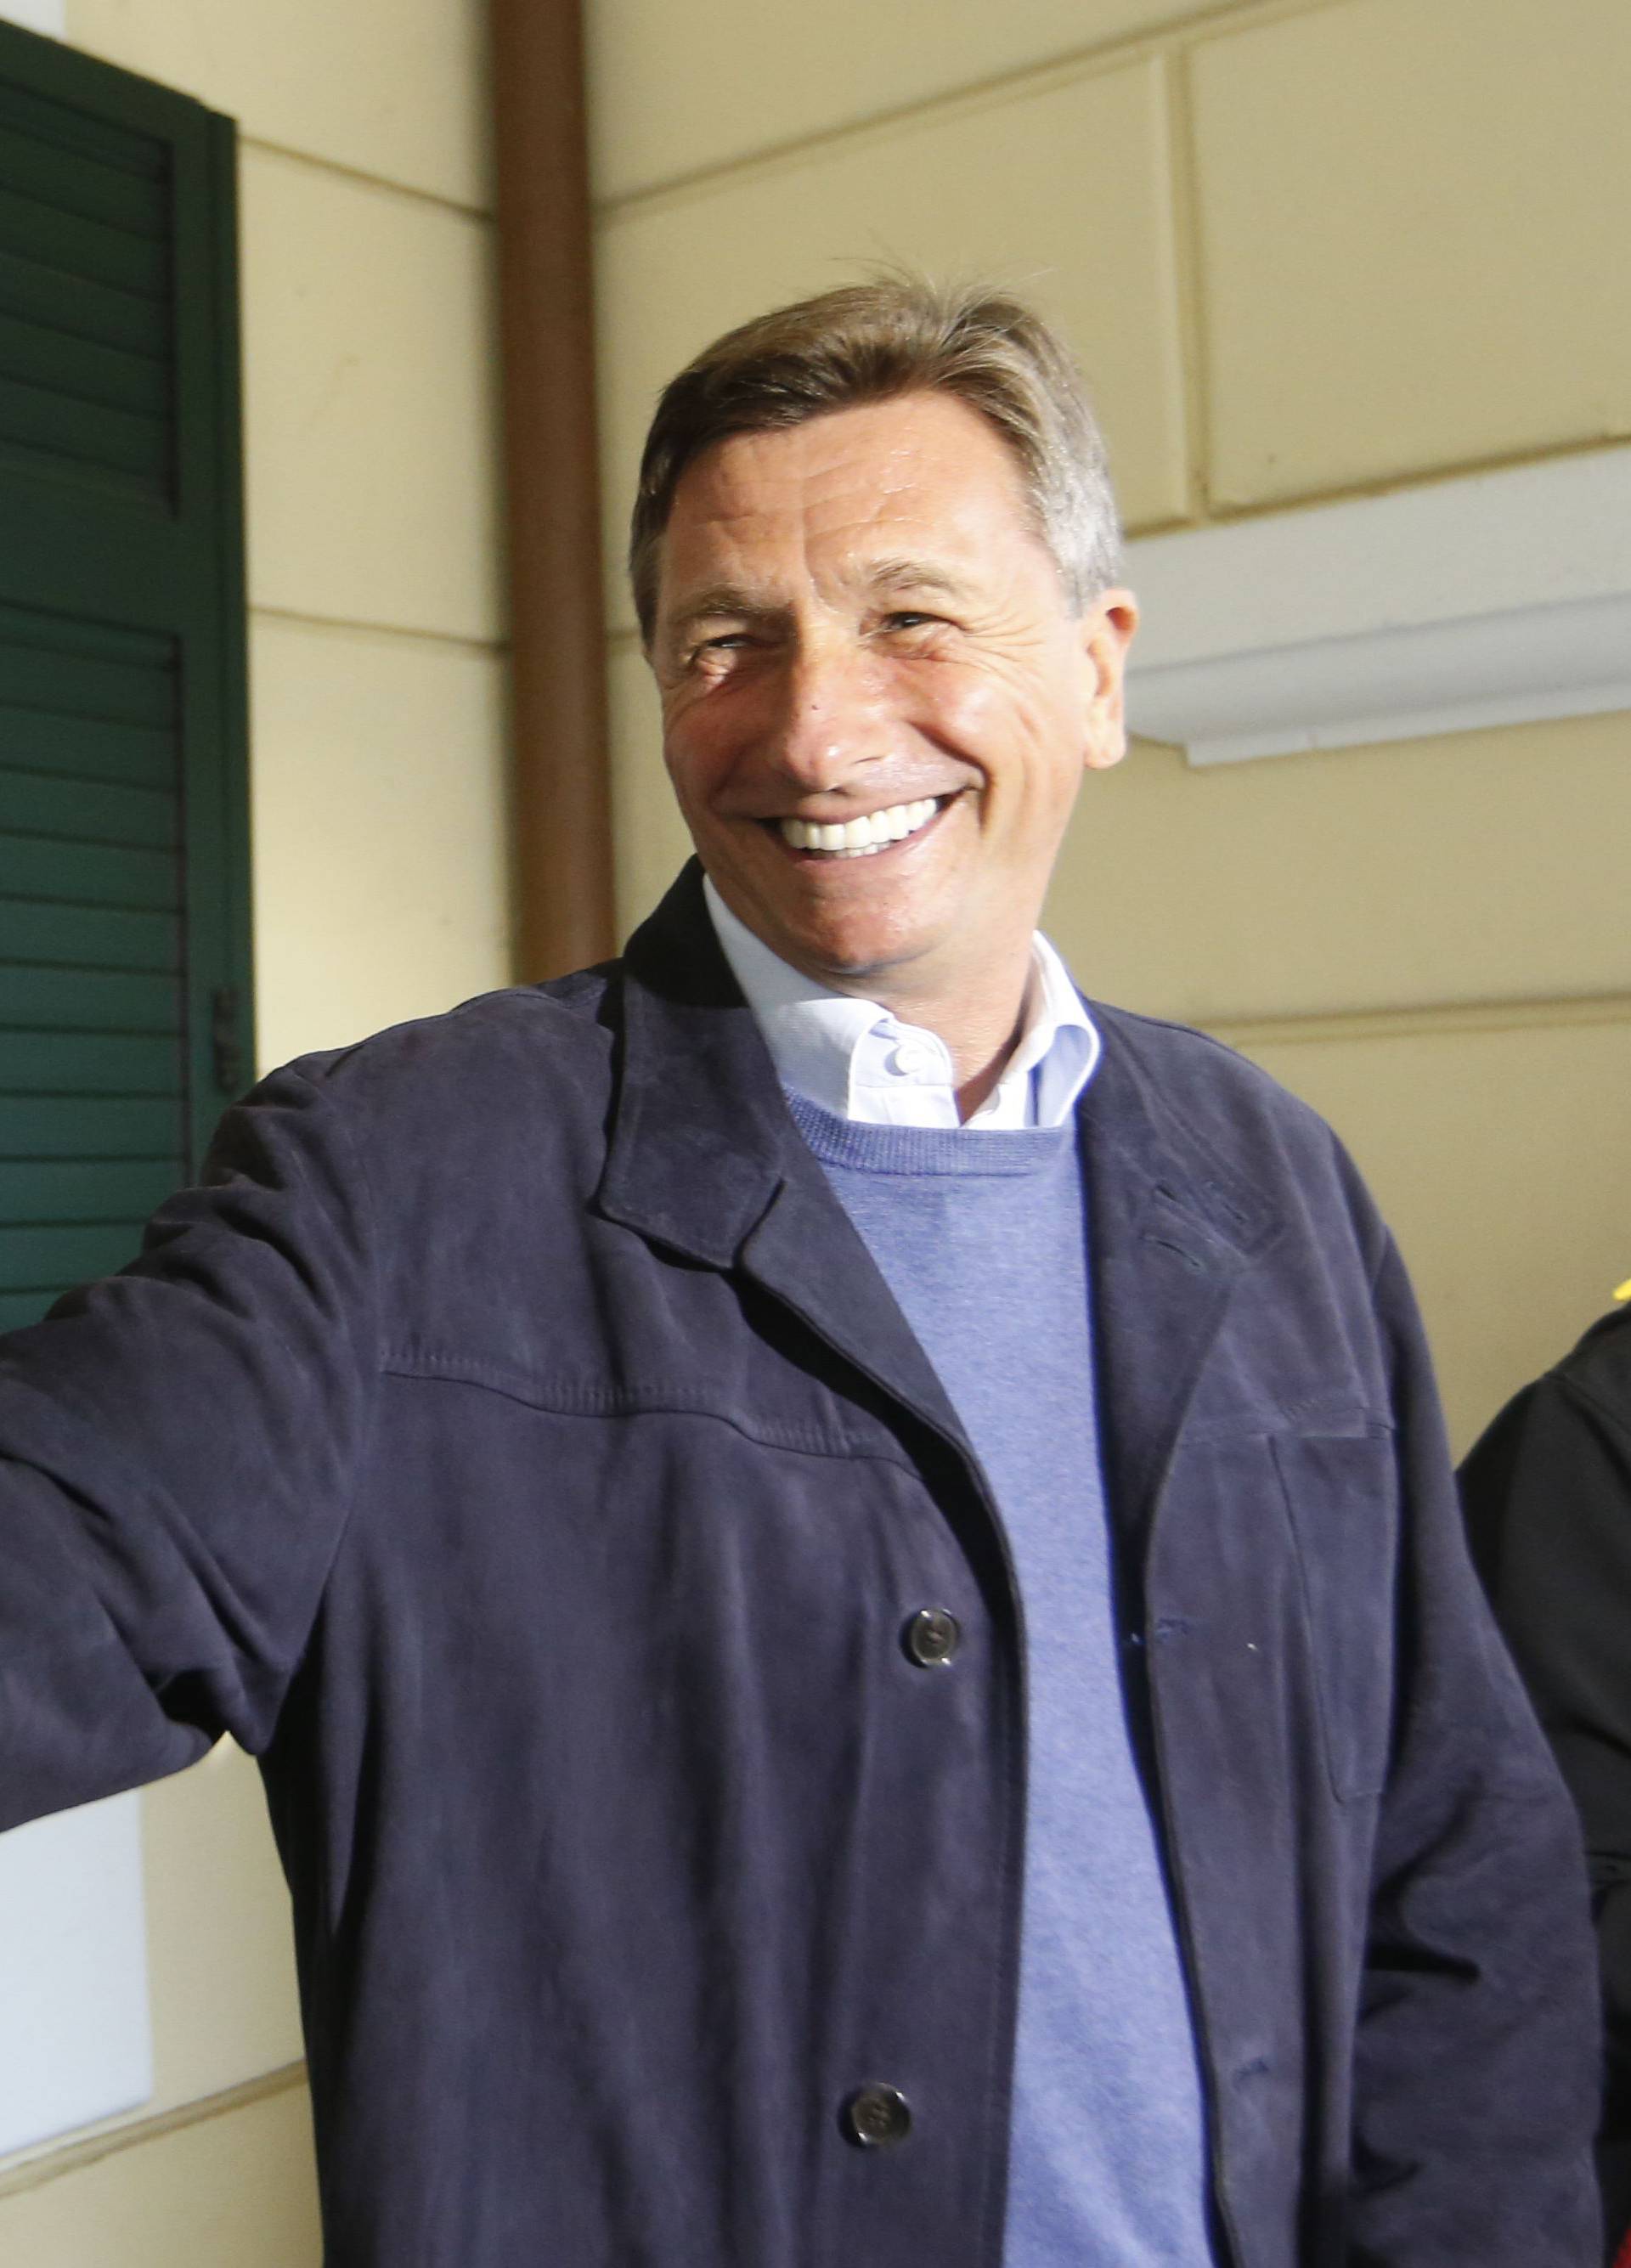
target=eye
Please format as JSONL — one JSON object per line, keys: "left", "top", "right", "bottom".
{"left": 683, "top": 630, "right": 755, "bottom": 670}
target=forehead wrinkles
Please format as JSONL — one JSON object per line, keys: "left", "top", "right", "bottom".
{"left": 676, "top": 446, "right": 1025, "bottom": 601}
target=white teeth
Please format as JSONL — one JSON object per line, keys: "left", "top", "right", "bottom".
{"left": 778, "top": 796, "right": 943, "bottom": 855}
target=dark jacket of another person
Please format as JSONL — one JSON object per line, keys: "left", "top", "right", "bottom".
{"left": 0, "top": 861, "right": 1601, "bottom": 2266}
{"left": 1462, "top": 1302, "right": 1631, "bottom": 2258}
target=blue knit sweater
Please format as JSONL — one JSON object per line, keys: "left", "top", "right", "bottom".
{"left": 789, "top": 1097, "right": 1212, "bottom": 2265}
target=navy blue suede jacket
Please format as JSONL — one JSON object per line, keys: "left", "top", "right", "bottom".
{"left": 0, "top": 863, "right": 1601, "bottom": 2264}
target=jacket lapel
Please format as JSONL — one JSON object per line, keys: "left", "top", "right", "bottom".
{"left": 1075, "top": 1013, "right": 1284, "bottom": 1565}
{"left": 595, "top": 863, "right": 967, "bottom": 1445}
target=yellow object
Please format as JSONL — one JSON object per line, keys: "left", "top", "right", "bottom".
{"left": 1615, "top": 1280, "right": 1631, "bottom": 1303}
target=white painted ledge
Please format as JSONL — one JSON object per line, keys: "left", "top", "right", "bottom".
{"left": 0, "top": 1, "right": 66, "bottom": 34}
{"left": 0, "top": 1796, "right": 153, "bottom": 2158}
{"left": 1125, "top": 447, "right": 1631, "bottom": 764}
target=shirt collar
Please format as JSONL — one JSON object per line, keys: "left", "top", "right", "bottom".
{"left": 702, "top": 875, "right": 1099, "bottom": 1130}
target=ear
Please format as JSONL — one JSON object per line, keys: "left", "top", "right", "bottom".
{"left": 1078, "top": 590, "right": 1138, "bottom": 773}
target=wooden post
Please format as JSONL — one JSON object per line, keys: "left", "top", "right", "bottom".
{"left": 488, "top": 0, "right": 616, "bottom": 979}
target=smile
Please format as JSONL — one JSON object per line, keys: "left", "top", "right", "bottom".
{"left": 773, "top": 797, "right": 945, "bottom": 860}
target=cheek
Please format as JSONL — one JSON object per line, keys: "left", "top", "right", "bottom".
{"left": 933, "top": 671, "right": 1081, "bottom": 795}
{"left": 911, "top": 667, "right": 1017, "bottom": 751}
{"left": 659, "top": 702, "right": 730, "bottom": 809}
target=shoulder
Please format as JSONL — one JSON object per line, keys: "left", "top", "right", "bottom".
{"left": 1550, "top": 1304, "right": 1631, "bottom": 1430}
{"left": 1477, "top": 1306, "right": 1631, "bottom": 1459}
{"left": 1092, "top": 1000, "right": 1316, "bottom": 1111}
{"left": 1091, "top": 999, "right": 1350, "bottom": 1174}
{"left": 1085, "top": 998, "right": 1390, "bottom": 1284}
{"left": 216, "top": 963, "right": 625, "bottom": 1205}
{"left": 285, "top": 962, "right": 619, "bottom": 1112}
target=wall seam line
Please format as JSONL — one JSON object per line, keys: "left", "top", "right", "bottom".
{"left": 1162, "top": 46, "right": 1211, "bottom": 522}
{"left": 0, "top": 2062, "right": 307, "bottom": 2203}
{"left": 1204, "top": 993, "right": 1631, "bottom": 1049}
{"left": 251, "top": 604, "right": 507, "bottom": 657}
{"left": 240, "top": 133, "right": 493, "bottom": 222}
{"left": 590, "top": 0, "right": 1356, "bottom": 222}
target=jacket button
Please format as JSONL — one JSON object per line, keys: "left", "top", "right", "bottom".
{"left": 904, "top": 1607, "right": 960, "bottom": 1667}
{"left": 843, "top": 2084, "right": 911, "bottom": 2148}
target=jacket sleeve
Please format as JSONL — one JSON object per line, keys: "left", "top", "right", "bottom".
{"left": 0, "top": 1061, "right": 378, "bottom": 1831}
{"left": 1345, "top": 1235, "right": 1601, "bottom": 2265}
{"left": 1460, "top": 1342, "right": 1631, "bottom": 2260}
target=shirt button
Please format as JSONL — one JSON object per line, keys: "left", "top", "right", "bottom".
{"left": 903, "top": 1607, "right": 961, "bottom": 1668}
{"left": 889, "top": 1040, "right": 937, "bottom": 1079}
{"left": 842, "top": 2084, "right": 912, "bottom": 2148}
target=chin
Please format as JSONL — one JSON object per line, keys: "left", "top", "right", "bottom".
{"left": 780, "top": 912, "right": 936, "bottom": 986}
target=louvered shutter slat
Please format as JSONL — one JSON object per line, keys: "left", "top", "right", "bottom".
{"left": 0, "top": 769, "right": 176, "bottom": 851}
{"left": 0, "top": 1093, "right": 180, "bottom": 1157}
{"left": 0, "top": 1158, "right": 178, "bottom": 1223}
{"left": 0, "top": 708, "right": 173, "bottom": 787}
{"left": 0, "top": 965, "right": 178, "bottom": 1030}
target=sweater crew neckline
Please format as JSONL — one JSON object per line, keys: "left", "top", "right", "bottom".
{"left": 787, "top": 1092, "right": 1077, "bottom": 1179}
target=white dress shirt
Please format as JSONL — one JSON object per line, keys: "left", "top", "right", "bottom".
{"left": 703, "top": 877, "right": 1100, "bottom": 1130}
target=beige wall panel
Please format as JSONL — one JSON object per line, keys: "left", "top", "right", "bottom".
{"left": 251, "top": 615, "right": 511, "bottom": 1069}
{"left": 66, "top": 0, "right": 491, "bottom": 209}
{"left": 590, "top": 0, "right": 1208, "bottom": 202}
{"left": 1228, "top": 1013, "right": 1631, "bottom": 1454}
{"left": 1043, "top": 709, "right": 1631, "bottom": 1025}
{"left": 0, "top": 2081, "right": 319, "bottom": 2268}
{"left": 240, "top": 146, "right": 503, "bottom": 643}
{"left": 0, "top": 1746, "right": 296, "bottom": 2183}
{"left": 609, "top": 635, "right": 691, "bottom": 937}
{"left": 1190, "top": 0, "right": 1631, "bottom": 507}
{"left": 595, "top": 57, "right": 1188, "bottom": 633}
{"left": 141, "top": 1749, "right": 303, "bottom": 2113}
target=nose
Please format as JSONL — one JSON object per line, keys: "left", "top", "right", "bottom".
{"left": 761, "top": 633, "right": 889, "bottom": 793}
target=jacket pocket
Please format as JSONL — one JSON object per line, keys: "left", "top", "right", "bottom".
{"left": 1271, "top": 1429, "right": 1398, "bottom": 1802}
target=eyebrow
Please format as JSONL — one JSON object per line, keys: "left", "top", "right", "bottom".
{"left": 862, "top": 556, "right": 979, "bottom": 604}
{"left": 663, "top": 583, "right": 787, "bottom": 638}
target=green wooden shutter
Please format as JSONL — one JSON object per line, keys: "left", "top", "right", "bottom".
{"left": 0, "top": 22, "right": 250, "bottom": 1331}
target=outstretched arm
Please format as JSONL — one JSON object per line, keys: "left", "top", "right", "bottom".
{"left": 0, "top": 1060, "right": 376, "bottom": 1830}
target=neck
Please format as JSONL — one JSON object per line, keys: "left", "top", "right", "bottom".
{"left": 861, "top": 956, "right": 1033, "bottom": 1124}
{"left": 700, "top": 877, "right": 1041, "bottom": 1126}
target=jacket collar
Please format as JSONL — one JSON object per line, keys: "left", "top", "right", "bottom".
{"left": 1075, "top": 1014, "right": 1284, "bottom": 1553}
{"left": 598, "top": 861, "right": 1284, "bottom": 1543}
{"left": 596, "top": 861, "right": 790, "bottom": 1271}
{"left": 598, "top": 862, "right": 964, "bottom": 1440}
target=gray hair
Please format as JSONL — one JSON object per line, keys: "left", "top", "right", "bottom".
{"left": 629, "top": 274, "right": 1122, "bottom": 641}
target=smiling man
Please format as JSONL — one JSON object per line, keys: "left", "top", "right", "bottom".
{"left": 0, "top": 279, "right": 1602, "bottom": 2266}
{"left": 648, "top": 385, "right": 1133, "bottom": 1121}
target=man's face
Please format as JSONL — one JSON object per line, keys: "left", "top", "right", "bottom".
{"left": 649, "top": 391, "right": 1136, "bottom": 995}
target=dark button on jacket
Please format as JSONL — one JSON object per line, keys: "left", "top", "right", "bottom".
{"left": 905, "top": 1606, "right": 961, "bottom": 1667}
{"left": 0, "top": 862, "right": 1601, "bottom": 2265}
{"left": 844, "top": 2084, "right": 912, "bottom": 2147}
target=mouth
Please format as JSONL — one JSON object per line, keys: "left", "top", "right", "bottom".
{"left": 765, "top": 794, "right": 950, "bottom": 860}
